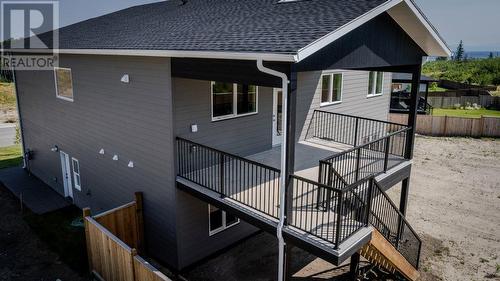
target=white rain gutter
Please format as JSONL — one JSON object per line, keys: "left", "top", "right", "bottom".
{"left": 256, "top": 59, "right": 288, "bottom": 281}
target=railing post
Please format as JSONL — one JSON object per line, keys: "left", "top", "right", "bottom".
{"left": 383, "top": 137, "right": 391, "bottom": 172}
{"left": 220, "top": 154, "right": 225, "bottom": 198}
{"left": 353, "top": 118, "right": 359, "bottom": 147}
{"left": 365, "top": 179, "right": 374, "bottom": 226}
{"left": 355, "top": 149, "right": 361, "bottom": 181}
{"left": 334, "top": 191, "right": 343, "bottom": 248}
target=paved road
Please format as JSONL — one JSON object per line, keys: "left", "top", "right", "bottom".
{"left": 0, "top": 123, "right": 16, "bottom": 147}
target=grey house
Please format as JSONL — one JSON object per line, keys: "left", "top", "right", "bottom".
{"left": 13, "top": 0, "right": 450, "bottom": 279}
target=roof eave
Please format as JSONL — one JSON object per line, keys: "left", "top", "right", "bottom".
{"left": 6, "top": 48, "right": 298, "bottom": 63}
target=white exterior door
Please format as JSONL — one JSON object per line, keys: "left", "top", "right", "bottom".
{"left": 272, "top": 88, "right": 283, "bottom": 146}
{"left": 60, "top": 151, "right": 73, "bottom": 198}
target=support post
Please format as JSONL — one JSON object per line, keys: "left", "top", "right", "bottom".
{"left": 405, "top": 64, "right": 422, "bottom": 159}
{"left": 349, "top": 252, "right": 361, "bottom": 281}
{"left": 424, "top": 82, "right": 430, "bottom": 114}
{"left": 284, "top": 67, "right": 297, "bottom": 225}
{"left": 399, "top": 177, "right": 410, "bottom": 216}
{"left": 285, "top": 244, "right": 294, "bottom": 281}
{"left": 134, "top": 192, "right": 145, "bottom": 254}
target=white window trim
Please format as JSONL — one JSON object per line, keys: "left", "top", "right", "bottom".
{"left": 71, "top": 157, "right": 81, "bottom": 191}
{"left": 320, "top": 72, "right": 344, "bottom": 107}
{"left": 208, "top": 205, "right": 240, "bottom": 236}
{"left": 211, "top": 82, "right": 259, "bottom": 121}
{"left": 54, "top": 67, "right": 74, "bottom": 102}
{"left": 367, "top": 71, "right": 384, "bottom": 98}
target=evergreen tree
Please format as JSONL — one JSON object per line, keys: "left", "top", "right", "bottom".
{"left": 489, "top": 52, "right": 494, "bottom": 59}
{"left": 455, "top": 40, "right": 464, "bottom": 61}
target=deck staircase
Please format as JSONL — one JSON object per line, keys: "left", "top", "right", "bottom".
{"left": 176, "top": 111, "right": 421, "bottom": 281}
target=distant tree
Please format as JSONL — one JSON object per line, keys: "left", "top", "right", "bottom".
{"left": 436, "top": 56, "right": 448, "bottom": 61}
{"left": 489, "top": 52, "right": 494, "bottom": 59}
{"left": 455, "top": 40, "right": 465, "bottom": 61}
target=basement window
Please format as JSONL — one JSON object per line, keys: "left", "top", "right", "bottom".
{"left": 368, "top": 71, "right": 384, "bottom": 97}
{"left": 54, "top": 67, "right": 74, "bottom": 101}
{"left": 211, "top": 82, "right": 258, "bottom": 121}
{"left": 208, "top": 205, "right": 239, "bottom": 236}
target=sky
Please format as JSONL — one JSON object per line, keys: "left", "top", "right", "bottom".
{"left": 4, "top": 0, "right": 500, "bottom": 52}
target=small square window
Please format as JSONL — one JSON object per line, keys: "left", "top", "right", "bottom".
{"left": 54, "top": 67, "right": 74, "bottom": 101}
{"left": 320, "top": 73, "right": 343, "bottom": 106}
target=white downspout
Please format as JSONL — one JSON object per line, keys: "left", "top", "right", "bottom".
{"left": 256, "top": 59, "right": 289, "bottom": 281}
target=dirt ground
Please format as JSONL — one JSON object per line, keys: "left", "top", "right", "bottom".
{"left": 394, "top": 136, "right": 500, "bottom": 281}
{"left": 185, "top": 136, "right": 500, "bottom": 281}
{"left": 0, "top": 185, "right": 88, "bottom": 281}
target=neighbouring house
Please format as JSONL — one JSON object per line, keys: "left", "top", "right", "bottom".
{"left": 12, "top": 0, "right": 450, "bottom": 280}
{"left": 391, "top": 73, "right": 438, "bottom": 114}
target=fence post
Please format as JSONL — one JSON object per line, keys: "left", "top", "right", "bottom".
{"left": 479, "top": 115, "right": 485, "bottom": 137}
{"left": 443, "top": 115, "right": 448, "bottom": 136}
{"left": 219, "top": 154, "right": 225, "bottom": 198}
{"left": 130, "top": 248, "right": 138, "bottom": 281}
{"left": 383, "top": 137, "right": 391, "bottom": 172}
{"left": 82, "top": 208, "right": 93, "bottom": 274}
{"left": 353, "top": 118, "right": 359, "bottom": 147}
{"left": 134, "top": 192, "right": 145, "bottom": 255}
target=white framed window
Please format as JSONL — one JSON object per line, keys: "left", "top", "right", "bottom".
{"left": 320, "top": 72, "right": 343, "bottom": 106}
{"left": 368, "top": 71, "right": 384, "bottom": 97}
{"left": 54, "top": 67, "right": 74, "bottom": 101}
{"left": 211, "top": 82, "right": 258, "bottom": 121}
{"left": 71, "top": 157, "right": 81, "bottom": 191}
{"left": 208, "top": 204, "right": 239, "bottom": 236}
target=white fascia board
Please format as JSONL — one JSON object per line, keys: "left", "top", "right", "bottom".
{"left": 8, "top": 48, "right": 298, "bottom": 62}
{"left": 393, "top": 0, "right": 451, "bottom": 57}
{"left": 296, "top": 0, "right": 404, "bottom": 62}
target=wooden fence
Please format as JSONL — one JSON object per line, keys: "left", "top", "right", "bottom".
{"left": 427, "top": 95, "right": 500, "bottom": 109}
{"left": 389, "top": 114, "right": 500, "bottom": 137}
{"left": 83, "top": 192, "right": 170, "bottom": 281}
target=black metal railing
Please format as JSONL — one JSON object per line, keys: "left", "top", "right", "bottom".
{"left": 319, "top": 127, "right": 410, "bottom": 187}
{"left": 306, "top": 110, "right": 409, "bottom": 147}
{"left": 176, "top": 137, "right": 281, "bottom": 218}
{"left": 288, "top": 175, "right": 373, "bottom": 248}
{"left": 369, "top": 180, "right": 422, "bottom": 268}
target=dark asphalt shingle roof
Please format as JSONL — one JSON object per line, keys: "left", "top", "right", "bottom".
{"left": 50, "top": 0, "right": 390, "bottom": 53}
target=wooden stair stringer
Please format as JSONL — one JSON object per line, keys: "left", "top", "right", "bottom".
{"left": 359, "top": 229, "right": 420, "bottom": 281}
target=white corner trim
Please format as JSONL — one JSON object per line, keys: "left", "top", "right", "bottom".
{"left": 11, "top": 48, "right": 298, "bottom": 62}
{"left": 296, "top": 0, "right": 404, "bottom": 62}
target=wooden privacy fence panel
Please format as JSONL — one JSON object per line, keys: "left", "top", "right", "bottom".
{"left": 93, "top": 202, "right": 140, "bottom": 250}
{"left": 134, "top": 256, "right": 170, "bottom": 281}
{"left": 389, "top": 114, "right": 500, "bottom": 138}
{"left": 84, "top": 192, "right": 170, "bottom": 281}
{"left": 428, "top": 95, "right": 500, "bottom": 109}
{"left": 85, "top": 217, "right": 136, "bottom": 281}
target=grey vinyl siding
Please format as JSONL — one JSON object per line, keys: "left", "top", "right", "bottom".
{"left": 296, "top": 70, "right": 392, "bottom": 140}
{"left": 15, "top": 55, "right": 178, "bottom": 267}
{"left": 172, "top": 77, "right": 273, "bottom": 268}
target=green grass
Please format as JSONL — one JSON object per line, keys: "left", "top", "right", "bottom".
{"left": 432, "top": 108, "right": 500, "bottom": 118}
{"left": 0, "top": 82, "right": 16, "bottom": 108}
{"left": 0, "top": 145, "right": 22, "bottom": 169}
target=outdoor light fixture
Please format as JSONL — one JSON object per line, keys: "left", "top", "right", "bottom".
{"left": 112, "top": 155, "right": 119, "bottom": 161}
{"left": 121, "top": 74, "right": 130, "bottom": 83}
{"left": 51, "top": 145, "right": 59, "bottom": 152}
{"left": 128, "top": 161, "right": 134, "bottom": 168}
{"left": 99, "top": 148, "right": 105, "bottom": 155}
